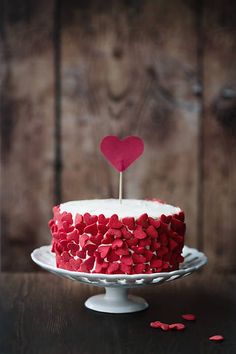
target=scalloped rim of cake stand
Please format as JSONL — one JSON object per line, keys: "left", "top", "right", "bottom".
{"left": 31, "top": 245, "right": 207, "bottom": 313}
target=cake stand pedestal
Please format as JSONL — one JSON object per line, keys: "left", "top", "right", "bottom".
{"left": 31, "top": 245, "right": 207, "bottom": 314}
{"left": 85, "top": 287, "right": 148, "bottom": 313}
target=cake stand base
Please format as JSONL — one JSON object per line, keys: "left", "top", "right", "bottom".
{"left": 85, "top": 287, "right": 149, "bottom": 313}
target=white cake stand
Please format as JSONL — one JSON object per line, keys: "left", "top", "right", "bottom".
{"left": 31, "top": 245, "right": 207, "bottom": 314}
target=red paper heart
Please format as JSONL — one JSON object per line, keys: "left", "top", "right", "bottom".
{"left": 100, "top": 136, "right": 144, "bottom": 172}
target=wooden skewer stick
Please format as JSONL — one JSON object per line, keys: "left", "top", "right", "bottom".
{"left": 119, "top": 172, "right": 123, "bottom": 204}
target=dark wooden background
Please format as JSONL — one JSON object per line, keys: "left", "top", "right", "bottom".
{"left": 0, "top": 0, "right": 236, "bottom": 272}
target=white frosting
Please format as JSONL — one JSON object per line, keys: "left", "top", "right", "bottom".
{"left": 60, "top": 199, "right": 181, "bottom": 220}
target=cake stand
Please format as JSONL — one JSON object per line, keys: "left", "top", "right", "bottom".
{"left": 31, "top": 245, "right": 207, "bottom": 314}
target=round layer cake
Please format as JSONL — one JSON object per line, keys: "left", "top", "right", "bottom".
{"left": 49, "top": 199, "right": 186, "bottom": 274}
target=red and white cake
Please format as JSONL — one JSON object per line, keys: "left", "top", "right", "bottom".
{"left": 49, "top": 199, "right": 185, "bottom": 274}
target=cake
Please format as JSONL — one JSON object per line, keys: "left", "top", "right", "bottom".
{"left": 49, "top": 199, "right": 185, "bottom": 274}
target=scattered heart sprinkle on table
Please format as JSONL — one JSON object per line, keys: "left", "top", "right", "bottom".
{"left": 150, "top": 314, "right": 225, "bottom": 343}
{"left": 209, "top": 335, "right": 224, "bottom": 342}
{"left": 169, "top": 323, "right": 186, "bottom": 331}
{"left": 150, "top": 321, "right": 185, "bottom": 331}
{"left": 181, "top": 313, "right": 196, "bottom": 321}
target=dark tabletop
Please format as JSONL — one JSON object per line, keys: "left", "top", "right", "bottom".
{"left": 0, "top": 270, "right": 235, "bottom": 354}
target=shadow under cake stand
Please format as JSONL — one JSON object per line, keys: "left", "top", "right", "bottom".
{"left": 31, "top": 245, "right": 207, "bottom": 314}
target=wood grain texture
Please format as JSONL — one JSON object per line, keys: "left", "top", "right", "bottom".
{"left": 0, "top": 0, "right": 55, "bottom": 270}
{"left": 60, "top": 0, "right": 200, "bottom": 250}
{"left": 203, "top": 0, "right": 236, "bottom": 270}
{"left": 0, "top": 271, "right": 235, "bottom": 354}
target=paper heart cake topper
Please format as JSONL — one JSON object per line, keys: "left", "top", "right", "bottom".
{"left": 100, "top": 135, "right": 144, "bottom": 203}
{"left": 100, "top": 135, "right": 144, "bottom": 172}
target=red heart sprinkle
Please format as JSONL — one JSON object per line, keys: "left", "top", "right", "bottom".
{"left": 120, "top": 263, "right": 132, "bottom": 274}
{"left": 61, "top": 251, "right": 70, "bottom": 262}
{"left": 169, "top": 239, "right": 178, "bottom": 251}
{"left": 108, "top": 214, "right": 123, "bottom": 229}
{"left": 98, "top": 224, "right": 108, "bottom": 234}
{"left": 98, "top": 245, "right": 110, "bottom": 258}
{"left": 144, "top": 250, "right": 153, "bottom": 261}
{"left": 48, "top": 219, "right": 54, "bottom": 227}
{"left": 90, "top": 233, "right": 103, "bottom": 245}
{"left": 132, "top": 246, "right": 145, "bottom": 254}
{"left": 160, "top": 323, "right": 169, "bottom": 331}
{"left": 102, "top": 262, "right": 109, "bottom": 269}
{"left": 150, "top": 321, "right": 162, "bottom": 328}
{"left": 94, "top": 262, "right": 103, "bottom": 273}
{"left": 175, "top": 211, "right": 185, "bottom": 222}
{"left": 112, "top": 239, "right": 123, "bottom": 249}
{"left": 62, "top": 212, "right": 73, "bottom": 224}
{"left": 82, "top": 256, "right": 95, "bottom": 270}
{"left": 79, "top": 234, "right": 89, "bottom": 248}
{"left": 146, "top": 225, "right": 158, "bottom": 238}
{"left": 85, "top": 244, "right": 97, "bottom": 256}
{"left": 107, "top": 250, "right": 120, "bottom": 262}
{"left": 84, "top": 223, "right": 98, "bottom": 236}
{"left": 169, "top": 323, "right": 185, "bottom": 331}
{"left": 67, "top": 229, "right": 80, "bottom": 243}
{"left": 107, "top": 262, "right": 120, "bottom": 274}
{"left": 75, "top": 213, "right": 83, "bottom": 224}
{"left": 178, "top": 255, "right": 184, "bottom": 263}
{"left": 136, "top": 213, "right": 149, "bottom": 228}
{"left": 181, "top": 314, "right": 196, "bottom": 321}
{"left": 59, "top": 239, "right": 68, "bottom": 250}
{"left": 98, "top": 214, "right": 109, "bottom": 225}
{"left": 171, "top": 218, "right": 186, "bottom": 236}
{"left": 149, "top": 217, "right": 161, "bottom": 229}
{"left": 51, "top": 241, "right": 56, "bottom": 252}
{"left": 75, "top": 222, "right": 86, "bottom": 234}
{"left": 126, "top": 238, "right": 139, "bottom": 247}
{"left": 157, "top": 247, "right": 169, "bottom": 256}
{"left": 121, "top": 255, "right": 133, "bottom": 265}
{"left": 162, "top": 262, "right": 170, "bottom": 269}
{"left": 52, "top": 232, "right": 60, "bottom": 240}
{"left": 122, "top": 217, "right": 135, "bottom": 230}
{"left": 209, "top": 335, "right": 224, "bottom": 342}
{"left": 134, "top": 263, "right": 145, "bottom": 273}
{"left": 107, "top": 228, "right": 122, "bottom": 238}
{"left": 84, "top": 213, "right": 98, "bottom": 225}
{"left": 160, "top": 214, "right": 171, "bottom": 224}
{"left": 121, "top": 227, "right": 133, "bottom": 239}
{"left": 132, "top": 253, "right": 146, "bottom": 264}
{"left": 150, "top": 241, "right": 161, "bottom": 250}
{"left": 79, "top": 263, "right": 89, "bottom": 272}
{"left": 138, "top": 238, "right": 151, "bottom": 247}
{"left": 67, "top": 242, "right": 79, "bottom": 253}
{"left": 62, "top": 221, "right": 74, "bottom": 233}
{"left": 100, "top": 135, "right": 144, "bottom": 172}
{"left": 134, "top": 226, "right": 147, "bottom": 239}
{"left": 150, "top": 258, "right": 163, "bottom": 269}
{"left": 69, "top": 258, "right": 82, "bottom": 270}
{"left": 102, "top": 233, "right": 114, "bottom": 244}
{"left": 115, "top": 247, "right": 130, "bottom": 256}
{"left": 76, "top": 249, "right": 86, "bottom": 259}
{"left": 51, "top": 225, "right": 58, "bottom": 234}
{"left": 160, "top": 234, "right": 168, "bottom": 246}
{"left": 174, "top": 234, "right": 184, "bottom": 245}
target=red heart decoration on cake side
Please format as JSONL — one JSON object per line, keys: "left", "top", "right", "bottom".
{"left": 100, "top": 136, "right": 144, "bottom": 172}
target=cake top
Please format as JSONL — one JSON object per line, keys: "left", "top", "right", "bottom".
{"left": 59, "top": 199, "right": 181, "bottom": 219}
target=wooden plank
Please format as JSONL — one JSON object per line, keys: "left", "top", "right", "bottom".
{"left": 0, "top": 0, "right": 55, "bottom": 271}
{"left": 0, "top": 272, "right": 235, "bottom": 353}
{"left": 60, "top": 0, "right": 200, "bottom": 250}
{"left": 203, "top": 0, "right": 236, "bottom": 270}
